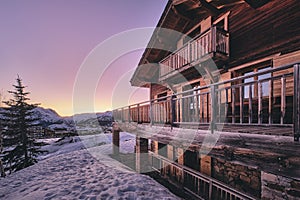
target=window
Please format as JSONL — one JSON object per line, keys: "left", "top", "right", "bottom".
{"left": 157, "top": 92, "right": 168, "bottom": 102}
{"left": 244, "top": 71, "right": 255, "bottom": 98}
{"left": 258, "top": 67, "right": 272, "bottom": 97}
{"left": 183, "top": 82, "right": 200, "bottom": 110}
{"left": 243, "top": 66, "right": 272, "bottom": 99}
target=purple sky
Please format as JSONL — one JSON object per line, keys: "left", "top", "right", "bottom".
{"left": 0, "top": 0, "right": 167, "bottom": 116}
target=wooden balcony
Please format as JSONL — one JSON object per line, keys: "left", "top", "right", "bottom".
{"left": 159, "top": 26, "right": 229, "bottom": 81}
{"left": 113, "top": 63, "right": 300, "bottom": 141}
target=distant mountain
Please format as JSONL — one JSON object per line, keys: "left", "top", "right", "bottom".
{"left": 67, "top": 111, "right": 113, "bottom": 128}
{"left": 0, "top": 107, "right": 113, "bottom": 132}
{"left": 31, "top": 107, "right": 74, "bottom": 131}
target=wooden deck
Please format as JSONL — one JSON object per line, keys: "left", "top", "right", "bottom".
{"left": 114, "top": 63, "right": 300, "bottom": 141}
{"left": 117, "top": 122, "right": 300, "bottom": 180}
{"left": 184, "top": 123, "right": 293, "bottom": 136}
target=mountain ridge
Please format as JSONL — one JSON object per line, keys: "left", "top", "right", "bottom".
{"left": 0, "top": 107, "right": 113, "bottom": 132}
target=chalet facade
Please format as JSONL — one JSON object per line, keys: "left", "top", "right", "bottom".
{"left": 115, "top": 0, "right": 300, "bottom": 138}
{"left": 113, "top": 0, "right": 300, "bottom": 199}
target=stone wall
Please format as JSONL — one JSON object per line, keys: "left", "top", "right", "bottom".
{"left": 261, "top": 172, "right": 300, "bottom": 200}
{"left": 212, "top": 158, "right": 261, "bottom": 198}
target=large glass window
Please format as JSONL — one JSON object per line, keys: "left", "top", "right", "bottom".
{"left": 243, "top": 66, "right": 272, "bottom": 99}
{"left": 258, "top": 67, "right": 272, "bottom": 97}
{"left": 244, "top": 71, "right": 255, "bottom": 98}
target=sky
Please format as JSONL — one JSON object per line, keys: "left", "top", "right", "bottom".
{"left": 0, "top": 0, "right": 168, "bottom": 116}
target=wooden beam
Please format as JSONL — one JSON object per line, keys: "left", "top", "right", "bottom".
{"left": 172, "top": 0, "right": 189, "bottom": 6}
{"left": 244, "top": 0, "right": 269, "bottom": 9}
{"left": 171, "top": 5, "right": 192, "bottom": 21}
{"left": 199, "top": 0, "right": 220, "bottom": 16}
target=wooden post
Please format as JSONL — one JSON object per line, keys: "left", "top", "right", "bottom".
{"left": 137, "top": 104, "right": 140, "bottom": 124}
{"left": 136, "top": 136, "right": 149, "bottom": 173}
{"left": 239, "top": 86, "right": 244, "bottom": 124}
{"left": 112, "top": 122, "right": 120, "bottom": 155}
{"left": 225, "top": 88, "right": 229, "bottom": 123}
{"left": 249, "top": 85, "right": 253, "bottom": 124}
{"left": 210, "top": 85, "right": 216, "bottom": 133}
{"left": 268, "top": 79, "right": 273, "bottom": 124}
{"left": 171, "top": 95, "right": 176, "bottom": 128}
{"left": 150, "top": 101, "right": 154, "bottom": 126}
{"left": 232, "top": 88, "right": 236, "bottom": 123}
{"left": 206, "top": 93, "right": 210, "bottom": 123}
{"left": 281, "top": 76, "right": 286, "bottom": 125}
{"left": 211, "top": 26, "right": 217, "bottom": 53}
{"left": 258, "top": 82, "right": 263, "bottom": 124}
{"left": 218, "top": 90, "right": 221, "bottom": 123}
{"left": 293, "top": 64, "right": 300, "bottom": 141}
{"left": 201, "top": 95, "right": 205, "bottom": 123}
{"left": 209, "top": 180, "right": 213, "bottom": 200}
{"left": 128, "top": 106, "right": 131, "bottom": 123}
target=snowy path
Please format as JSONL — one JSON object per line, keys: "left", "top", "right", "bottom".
{"left": 0, "top": 136, "right": 180, "bottom": 200}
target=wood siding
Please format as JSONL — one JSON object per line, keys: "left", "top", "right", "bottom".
{"left": 151, "top": 0, "right": 300, "bottom": 100}
{"left": 228, "top": 0, "right": 300, "bottom": 67}
{"left": 273, "top": 50, "right": 300, "bottom": 97}
{"left": 150, "top": 84, "right": 169, "bottom": 100}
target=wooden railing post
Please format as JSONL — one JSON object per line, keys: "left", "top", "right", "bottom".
{"left": 226, "top": 31, "right": 230, "bottom": 56}
{"left": 171, "top": 95, "right": 176, "bottom": 128}
{"left": 258, "top": 82, "right": 263, "bottom": 124}
{"left": 249, "top": 85, "right": 253, "bottom": 124}
{"left": 150, "top": 101, "right": 154, "bottom": 126}
{"left": 281, "top": 76, "right": 286, "bottom": 125}
{"left": 239, "top": 86, "right": 244, "bottom": 124}
{"left": 211, "top": 26, "right": 217, "bottom": 53}
{"left": 209, "top": 180, "right": 213, "bottom": 200}
{"left": 210, "top": 85, "right": 217, "bottom": 134}
{"left": 225, "top": 88, "right": 229, "bottom": 123}
{"left": 294, "top": 64, "right": 300, "bottom": 141}
{"left": 269, "top": 79, "right": 273, "bottom": 124}
{"left": 137, "top": 104, "right": 140, "bottom": 123}
{"left": 232, "top": 88, "right": 236, "bottom": 123}
{"left": 128, "top": 106, "right": 131, "bottom": 123}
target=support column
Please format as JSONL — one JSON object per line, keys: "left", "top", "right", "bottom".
{"left": 294, "top": 64, "right": 300, "bottom": 141}
{"left": 136, "top": 136, "right": 149, "bottom": 173}
{"left": 200, "top": 154, "right": 212, "bottom": 176}
{"left": 151, "top": 140, "right": 158, "bottom": 154}
{"left": 176, "top": 147, "right": 185, "bottom": 185}
{"left": 112, "top": 122, "right": 120, "bottom": 155}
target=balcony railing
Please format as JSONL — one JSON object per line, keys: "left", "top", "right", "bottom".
{"left": 160, "top": 26, "right": 229, "bottom": 78}
{"left": 149, "top": 152, "right": 256, "bottom": 200}
{"left": 113, "top": 63, "right": 300, "bottom": 141}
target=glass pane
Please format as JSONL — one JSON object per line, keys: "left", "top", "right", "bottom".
{"left": 244, "top": 71, "right": 254, "bottom": 98}
{"left": 258, "top": 67, "right": 271, "bottom": 97}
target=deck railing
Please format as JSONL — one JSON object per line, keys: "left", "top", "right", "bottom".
{"left": 160, "top": 26, "right": 229, "bottom": 78}
{"left": 113, "top": 63, "right": 300, "bottom": 141}
{"left": 149, "top": 152, "right": 256, "bottom": 200}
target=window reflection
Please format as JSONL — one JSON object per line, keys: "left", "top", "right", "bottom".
{"left": 243, "top": 66, "right": 271, "bottom": 98}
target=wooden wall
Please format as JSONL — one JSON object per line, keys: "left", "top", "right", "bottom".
{"left": 151, "top": 0, "right": 300, "bottom": 99}
{"left": 228, "top": 0, "right": 300, "bottom": 67}
{"left": 150, "top": 83, "right": 169, "bottom": 100}
{"left": 273, "top": 50, "right": 300, "bottom": 97}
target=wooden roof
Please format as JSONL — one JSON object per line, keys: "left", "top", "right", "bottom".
{"left": 130, "top": 0, "right": 270, "bottom": 87}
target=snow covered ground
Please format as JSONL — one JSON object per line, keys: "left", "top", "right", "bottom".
{"left": 0, "top": 133, "right": 180, "bottom": 200}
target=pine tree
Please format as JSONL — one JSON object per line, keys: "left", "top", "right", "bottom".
{"left": 0, "top": 76, "right": 43, "bottom": 174}
{"left": 0, "top": 127, "right": 5, "bottom": 177}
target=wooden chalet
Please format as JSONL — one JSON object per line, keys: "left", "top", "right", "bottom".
{"left": 113, "top": 0, "right": 300, "bottom": 199}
